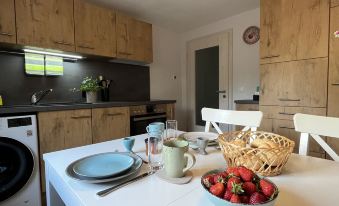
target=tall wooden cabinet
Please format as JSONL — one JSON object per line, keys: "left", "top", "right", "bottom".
{"left": 260, "top": 0, "right": 330, "bottom": 159}
{"left": 260, "top": 0, "right": 329, "bottom": 64}
{"left": 92, "top": 107, "right": 130, "bottom": 143}
{"left": 116, "top": 12, "right": 153, "bottom": 63}
{"left": 15, "top": 0, "right": 75, "bottom": 52}
{"left": 0, "top": 0, "right": 16, "bottom": 44}
{"left": 74, "top": 0, "right": 116, "bottom": 57}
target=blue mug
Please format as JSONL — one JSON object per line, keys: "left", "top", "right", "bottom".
{"left": 146, "top": 122, "right": 165, "bottom": 137}
{"left": 122, "top": 137, "right": 135, "bottom": 152}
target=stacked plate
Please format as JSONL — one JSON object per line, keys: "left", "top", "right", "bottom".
{"left": 178, "top": 132, "right": 219, "bottom": 149}
{"left": 66, "top": 152, "right": 143, "bottom": 183}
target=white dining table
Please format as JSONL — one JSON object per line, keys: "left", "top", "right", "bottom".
{"left": 43, "top": 133, "right": 339, "bottom": 206}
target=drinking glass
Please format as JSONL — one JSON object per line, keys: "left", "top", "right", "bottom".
{"left": 165, "top": 120, "right": 178, "bottom": 141}
{"left": 148, "top": 135, "right": 164, "bottom": 171}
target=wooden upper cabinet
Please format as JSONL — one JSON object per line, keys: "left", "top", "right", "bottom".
{"left": 15, "top": 0, "right": 75, "bottom": 52}
{"left": 331, "top": 0, "right": 339, "bottom": 7}
{"left": 74, "top": 0, "right": 116, "bottom": 57}
{"left": 260, "top": 0, "right": 329, "bottom": 64}
{"left": 116, "top": 12, "right": 153, "bottom": 63}
{"left": 92, "top": 107, "right": 130, "bottom": 144}
{"left": 0, "top": 0, "right": 16, "bottom": 44}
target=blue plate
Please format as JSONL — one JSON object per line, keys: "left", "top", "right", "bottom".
{"left": 73, "top": 153, "right": 135, "bottom": 178}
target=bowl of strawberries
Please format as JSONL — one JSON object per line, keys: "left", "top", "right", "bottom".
{"left": 201, "top": 166, "right": 278, "bottom": 205}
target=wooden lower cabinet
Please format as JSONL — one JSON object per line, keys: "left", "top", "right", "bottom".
{"left": 235, "top": 103, "right": 259, "bottom": 130}
{"left": 331, "top": 0, "right": 339, "bottom": 7}
{"left": 92, "top": 107, "right": 130, "bottom": 143}
{"left": 38, "top": 109, "right": 92, "bottom": 191}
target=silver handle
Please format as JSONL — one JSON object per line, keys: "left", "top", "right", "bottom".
{"left": 261, "top": 55, "right": 280, "bottom": 59}
{"left": 279, "top": 126, "right": 295, "bottom": 130}
{"left": 97, "top": 171, "right": 154, "bottom": 197}
{"left": 216, "top": 90, "right": 226, "bottom": 94}
{"left": 332, "top": 83, "right": 339, "bottom": 86}
{"left": 71, "top": 116, "right": 91, "bottom": 119}
{"left": 106, "top": 113, "right": 124, "bottom": 117}
{"left": 133, "top": 114, "right": 167, "bottom": 122}
{"left": 54, "top": 41, "right": 73, "bottom": 46}
{"left": 278, "top": 98, "right": 301, "bottom": 102}
{"left": 0, "top": 32, "right": 13, "bottom": 36}
{"left": 279, "top": 112, "right": 295, "bottom": 116}
{"left": 78, "top": 45, "right": 95, "bottom": 50}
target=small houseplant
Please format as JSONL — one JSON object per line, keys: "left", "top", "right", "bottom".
{"left": 80, "top": 77, "right": 101, "bottom": 103}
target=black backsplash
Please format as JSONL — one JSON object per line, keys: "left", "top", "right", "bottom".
{"left": 0, "top": 53, "right": 150, "bottom": 105}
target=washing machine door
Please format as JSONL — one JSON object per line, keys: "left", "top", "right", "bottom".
{"left": 0, "top": 137, "right": 34, "bottom": 202}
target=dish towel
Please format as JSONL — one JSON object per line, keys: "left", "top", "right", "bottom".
{"left": 45, "top": 55, "right": 64, "bottom": 76}
{"left": 24, "top": 53, "right": 45, "bottom": 75}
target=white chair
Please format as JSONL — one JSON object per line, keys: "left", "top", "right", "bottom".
{"left": 294, "top": 113, "right": 339, "bottom": 162}
{"left": 201, "top": 107, "right": 263, "bottom": 134}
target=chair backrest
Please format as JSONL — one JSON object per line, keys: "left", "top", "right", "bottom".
{"left": 201, "top": 107, "right": 263, "bottom": 134}
{"left": 294, "top": 113, "right": 339, "bottom": 162}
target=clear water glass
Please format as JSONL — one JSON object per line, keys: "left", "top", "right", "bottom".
{"left": 165, "top": 120, "right": 178, "bottom": 141}
{"left": 148, "top": 135, "right": 164, "bottom": 171}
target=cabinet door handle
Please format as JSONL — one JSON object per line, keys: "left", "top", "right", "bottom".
{"left": 279, "top": 126, "right": 295, "bottom": 130}
{"left": 118, "top": 51, "right": 133, "bottom": 55}
{"left": 279, "top": 112, "right": 295, "bottom": 116}
{"left": 332, "top": 83, "right": 339, "bottom": 86}
{"left": 71, "top": 116, "right": 91, "bottom": 119}
{"left": 106, "top": 113, "right": 124, "bottom": 117}
{"left": 0, "top": 32, "right": 13, "bottom": 36}
{"left": 261, "top": 55, "right": 280, "bottom": 59}
{"left": 278, "top": 98, "right": 301, "bottom": 102}
{"left": 78, "top": 45, "right": 95, "bottom": 50}
{"left": 54, "top": 41, "right": 73, "bottom": 46}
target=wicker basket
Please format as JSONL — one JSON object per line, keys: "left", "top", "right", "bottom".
{"left": 218, "top": 131, "right": 295, "bottom": 176}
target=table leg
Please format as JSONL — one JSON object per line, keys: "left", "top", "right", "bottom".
{"left": 45, "top": 163, "right": 65, "bottom": 206}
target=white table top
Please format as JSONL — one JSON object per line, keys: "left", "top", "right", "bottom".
{"left": 44, "top": 133, "right": 339, "bottom": 206}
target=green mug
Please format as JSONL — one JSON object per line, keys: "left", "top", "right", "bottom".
{"left": 162, "top": 140, "right": 196, "bottom": 178}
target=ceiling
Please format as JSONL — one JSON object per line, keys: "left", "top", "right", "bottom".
{"left": 88, "top": 0, "right": 260, "bottom": 32}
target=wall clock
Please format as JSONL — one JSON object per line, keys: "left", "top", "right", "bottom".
{"left": 243, "top": 26, "right": 260, "bottom": 45}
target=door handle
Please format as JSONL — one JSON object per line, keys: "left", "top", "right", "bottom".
{"left": 278, "top": 112, "right": 295, "bottom": 116}
{"left": 261, "top": 55, "right": 280, "bottom": 59}
{"left": 0, "top": 32, "right": 13, "bottom": 36}
{"left": 279, "top": 126, "right": 295, "bottom": 130}
{"left": 278, "top": 98, "right": 301, "bottom": 102}
{"left": 106, "top": 113, "right": 124, "bottom": 117}
{"left": 332, "top": 83, "right": 339, "bottom": 86}
{"left": 216, "top": 90, "right": 226, "bottom": 94}
{"left": 71, "top": 116, "right": 91, "bottom": 119}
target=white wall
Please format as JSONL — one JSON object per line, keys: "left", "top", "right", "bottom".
{"left": 149, "top": 26, "right": 185, "bottom": 128}
{"left": 180, "top": 8, "right": 260, "bottom": 129}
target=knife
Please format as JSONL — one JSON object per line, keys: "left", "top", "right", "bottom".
{"left": 97, "top": 171, "right": 155, "bottom": 197}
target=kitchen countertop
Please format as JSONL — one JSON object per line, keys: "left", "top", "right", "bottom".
{"left": 0, "top": 100, "right": 176, "bottom": 115}
{"left": 234, "top": 99, "right": 259, "bottom": 104}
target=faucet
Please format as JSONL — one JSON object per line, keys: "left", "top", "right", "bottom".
{"left": 31, "top": 89, "right": 53, "bottom": 105}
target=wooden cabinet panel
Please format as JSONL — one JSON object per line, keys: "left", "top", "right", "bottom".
{"left": 0, "top": 0, "right": 16, "bottom": 44}
{"left": 260, "top": 63, "right": 284, "bottom": 105}
{"left": 328, "top": 85, "right": 339, "bottom": 117}
{"left": 74, "top": 0, "right": 116, "bottom": 57}
{"left": 116, "top": 12, "right": 153, "bottom": 63}
{"left": 258, "top": 118, "right": 273, "bottom": 133}
{"left": 92, "top": 107, "right": 130, "bottom": 143}
{"left": 331, "top": 0, "right": 339, "bottom": 7}
{"left": 260, "top": 0, "right": 329, "bottom": 64}
{"left": 277, "top": 107, "right": 326, "bottom": 120}
{"left": 15, "top": 0, "right": 75, "bottom": 51}
{"left": 38, "top": 109, "right": 92, "bottom": 191}
{"left": 235, "top": 103, "right": 259, "bottom": 130}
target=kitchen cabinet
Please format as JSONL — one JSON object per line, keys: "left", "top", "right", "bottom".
{"left": 260, "top": 58, "right": 328, "bottom": 107}
{"left": 116, "top": 12, "right": 153, "bottom": 63}
{"left": 0, "top": 0, "right": 16, "bottom": 44}
{"left": 74, "top": 0, "right": 116, "bottom": 57}
{"left": 15, "top": 0, "right": 75, "bottom": 52}
{"left": 235, "top": 103, "right": 259, "bottom": 130}
{"left": 331, "top": 0, "right": 339, "bottom": 7}
{"left": 38, "top": 109, "right": 92, "bottom": 191}
{"left": 260, "top": 0, "right": 329, "bottom": 64}
{"left": 92, "top": 107, "right": 130, "bottom": 143}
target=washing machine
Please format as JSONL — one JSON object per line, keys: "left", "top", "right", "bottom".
{"left": 0, "top": 114, "right": 41, "bottom": 206}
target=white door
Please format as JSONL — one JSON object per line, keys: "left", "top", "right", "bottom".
{"left": 187, "top": 30, "right": 233, "bottom": 132}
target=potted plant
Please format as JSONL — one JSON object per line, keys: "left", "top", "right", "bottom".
{"left": 80, "top": 77, "right": 101, "bottom": 103}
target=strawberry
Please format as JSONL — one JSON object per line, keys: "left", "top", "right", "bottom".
{"left": 230, "top": 194, "right": 241, "bottom": 203}
{"left": 223, "top": 189, "right": 233, "bottom": 201}
{"left": 259, "top": 179, "right": 276, "bottom": 197}
{"left": 209, "top": 182, "right": 225, "bottom": 197}
{"left": 249, "top": 192, "right": 268, "bottom": 204}
{"left": 213, "top": 173, "right": 227, "bottom": 184}
{"left": 227, "top": 177, "right": 241, "bottom": 191}
{"left": 238, "top": 166, "right": 254, "bottom": 182}
{"left": 242, "top": 181, "right": 257, "bottom": 195}
{"left": 203, "top": 175, "right": 214, "bottom": 188}
{"left": 231, "top": 182, "right": 244, "bottom": 195}
{"left": 240, "top": 195, "right": 250, "bottom": 204}
{"left": 226, "top": 167, "right": 240, "bottom": 177}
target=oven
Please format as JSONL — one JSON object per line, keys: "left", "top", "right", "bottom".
{"left": 130, "top": 105, "right": 167, "bottom": 135}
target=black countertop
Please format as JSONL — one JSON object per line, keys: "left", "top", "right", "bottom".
{"left": 234, "top": 99, "right": 259, "bottom": 104}
{"left": 0, "top": 100, "right": 176, "bottom": 116}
